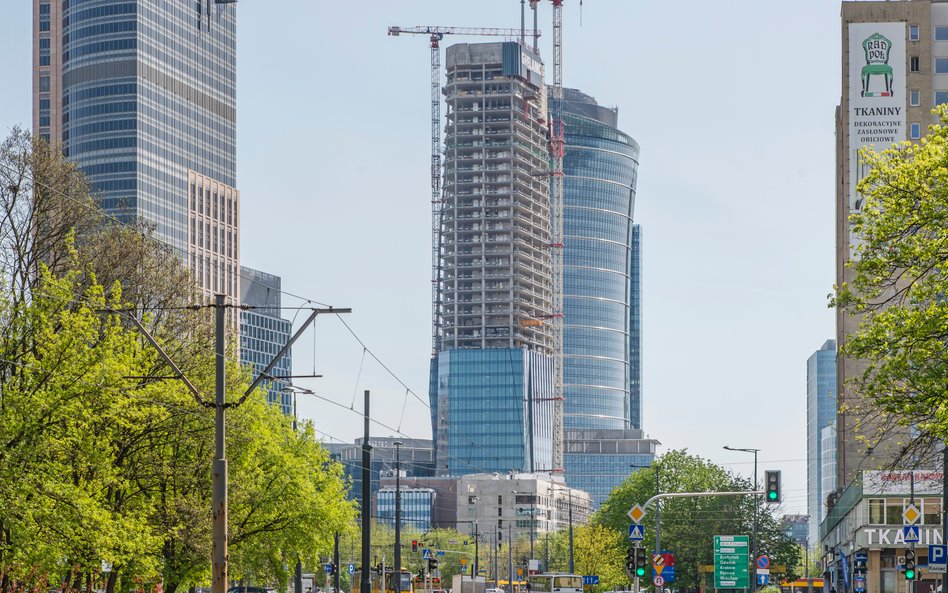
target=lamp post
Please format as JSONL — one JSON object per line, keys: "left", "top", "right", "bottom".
{"left": 724, "top": 446, "right": 760, "bottom": 592}
{"left": 631, "top": 463, "right": 661, "bottom": 562}
{"left": 567, "top": 488, "right": 574, "bottom": 574}
{"left": 394, "top": 441, "right": 403, "bottom": 593}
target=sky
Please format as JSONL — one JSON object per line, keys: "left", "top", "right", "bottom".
{"left": 0, "top": 0, "right": 844, "bottom": 516}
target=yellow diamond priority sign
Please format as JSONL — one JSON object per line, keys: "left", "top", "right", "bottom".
{"left": 627, "top": 504, "right": 646, "bottom": 523}
{"left": 903, "top": 504, "right": 921, "bottom": 525}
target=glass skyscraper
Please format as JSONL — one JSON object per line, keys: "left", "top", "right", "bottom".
{"left": 33, "top": 0, "right": 240, "bottom": 303}
{"left": 807, "top": 339, "right": 837, "bottom": 545}
{"left": 239, "top": 266, "right": 293, "bottom": 415}
{"left": 555, "top": 89, "right": 656, "bottom": 505}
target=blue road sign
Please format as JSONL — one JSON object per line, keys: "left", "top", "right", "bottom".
{"left": 437, "top": 550, "right": 445, "bottom": 557}
{"left": 903, "top": 526, "right": 920, "bottom": 543}
{"left": 757, "top": 574, "right": 769, "bottom": 586}
{"left": 423, "top": 549, "right": 432, "bottom": 559}
{"left": 582, "top": 576, "right": 599, "bottom": 586}
{"left": 348, "top": 564, "right": 355, "bottom": 575}
{"left": 324, "top": 564, "right": 333, "bottom": 574}
{"left": 854, "top": 575, "right": 866, "bottom": 593}
{"left": 628, "top": 524, "right": 645, "bottom": 541}
{"left": 930, "top": 545, "right": 948, "bottom": 573}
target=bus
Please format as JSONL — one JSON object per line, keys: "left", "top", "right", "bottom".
{"left": 526, "top": 574, "right": 584, "bottom": 593}
{"left": 351, "top": 568, "right": 413, "bottom": 593}
{"left": 497, "top": 580, "right": 527, "bottom": 593}
{"left": 780, "top": 578, "right": 824, "bottom": 593}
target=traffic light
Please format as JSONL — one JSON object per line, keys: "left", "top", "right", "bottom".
{"left": 634, "top": 547, "right": 648, "bottom": 578}
{"left": 428, "top": 558, "right": 439, "bottom": 571}
{"left": 625, "top": 548, "right": 636, "bottom": 573}
{"left": 904, "top": 548, "right": 917, "bottom": 580}
{"left": 412, "top": 540, "right": 418, "bottom": 552}
{"left": 765, "top": 470, "right": 781, "bottom": 503}
{"left": 330, "top": 563, "right": 338, "bottom": 575}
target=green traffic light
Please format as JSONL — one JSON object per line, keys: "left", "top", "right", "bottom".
{"left": 636, "top": 568, "right": 646, "bottom": 577}
{"left": 768, "top": 491, "right": 778, "bottom": 500}
{"left": 905, "top": 570, "right": 915, "bottom": 580}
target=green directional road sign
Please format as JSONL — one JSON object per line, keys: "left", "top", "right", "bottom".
{"left": 714, "top": 535, "right": 749, "bottom": 589}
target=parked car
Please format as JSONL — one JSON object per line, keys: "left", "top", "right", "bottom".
{"left": 227, "top": 586, "right": 276, "bottom": 593}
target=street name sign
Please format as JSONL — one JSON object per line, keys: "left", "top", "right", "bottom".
{"left": 628, "top": 524, "right": 645, "bottom": 541}
{"left": 714, "top": 535, "right": 749, "bottom": 589}
{"left": 930, "top": 544, "right": 947, "bottom": 573}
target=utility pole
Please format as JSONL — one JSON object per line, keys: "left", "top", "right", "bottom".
{"left": 474, "top": 521, "right": 480, "bottom": 579}
{"left": 568, "top": 490, "right": 574, "bottom": 574}
{"left": 394, "top": 441, "right": 403, "bottom": 593}
{"left": 361, "top": 390, "right": 372, "bottom": 593}
{"left": 334, "top": 532, "right": 341, "bottom": 593}
{"left": 212, "top": 294, "right": 227, "bottom": 593}
{"left": 508, "top": 522, "right": 514, "bottom": 591}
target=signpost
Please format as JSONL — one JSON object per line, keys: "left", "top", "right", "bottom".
{"left": 714, "top": 535, "right": 750, "bottom": 589}
{"left": 628, "top": 524, "right": 645, "bottom": 541}
{"left": 903, "top": 526, "right": 921, "bottom": 543}
{"left": 628, "top": 504, "right": 646, "bottom": 523}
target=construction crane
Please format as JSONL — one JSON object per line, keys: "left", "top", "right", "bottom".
{"left": 387, "top": 25, "right": 540, "bottom": 357}
{"left": 545, "top": 0, "right": 566, "bottom": 473}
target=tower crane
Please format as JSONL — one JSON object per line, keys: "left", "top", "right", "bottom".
{"left": 545, "top": 0, "right": 566, "bottom": 473}
{"left": 387, "top": 25, "right": 541, "bottom": 357}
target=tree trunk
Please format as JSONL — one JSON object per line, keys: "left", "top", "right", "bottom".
{"left": 105, "top": 570, "right": 118, "bottom": 593}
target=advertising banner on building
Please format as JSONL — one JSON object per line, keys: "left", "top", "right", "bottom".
{"left": 863, "top": 470, "right": 944, "bottom": 496}
{"left": 848, "top": 22, "right": 906, "bottom": 152}
{"left": 847, "top": 22, "right": 906, "bottom": 253}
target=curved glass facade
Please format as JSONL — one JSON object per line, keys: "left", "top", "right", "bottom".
{"left": 561, "top": 104, "right": 640, "bottom": 432}
{"left": 59, "top": 0, "right": 237, "bottom": 253}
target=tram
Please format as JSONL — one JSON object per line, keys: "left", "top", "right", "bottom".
{"left": 526, "top": 574, "right": 584, "bottom": 593}
{"left": 351, "top": 568, "right": 413, "bottom": 593}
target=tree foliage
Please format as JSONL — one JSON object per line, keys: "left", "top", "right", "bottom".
{"left": 833, "top": 107, "right": 948, "bottom": 460}
{"left": 595, "top": 450, "right": 800, "bottom": 590}
{"left": 0, "top": 129, "right": 355, "bottom": 593}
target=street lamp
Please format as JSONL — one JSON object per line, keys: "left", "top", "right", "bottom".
{"left": 724, "top": 446, "right": 761, "bottom": 591}
{"left": 631, "top": 463, "right": 661, "bottom": 564}
{"left": 393, "top": 441, "right": 403, "bottom": 593}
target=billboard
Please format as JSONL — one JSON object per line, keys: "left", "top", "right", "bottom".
{"left": 848, "top": 22, "right": 906, "bottom": 152}
{"left": 848, "top": 22, "right": 906, "bottom": 253}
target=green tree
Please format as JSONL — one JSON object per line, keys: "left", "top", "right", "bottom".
{"left": 595, "top": 450, "right": 799, "bottom": 590}
{"left": 833, "top": 107, "right": 948, "bottom": 458}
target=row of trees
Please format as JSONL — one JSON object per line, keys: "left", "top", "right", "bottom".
{"left": 0, "top": 130, "right": 356, "bottom": 593}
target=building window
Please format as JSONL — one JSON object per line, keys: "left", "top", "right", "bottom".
{"left": 497, "top": 507, "right": 502, "bottom": 516}
{"left": 910, "top": 25, "right": 920, "bottom": 41}
{"left": 936, "top": 26, "right": 948, "bottom": 41}
{"left": 911, "top": 56, "right": 920, "bottom": 72}
{"left": 911, "top": 89, "right": 920, "bottom": 106}
{"left": 936, "top": 91, "right": 948, "bottom": 105}
{"left": 937, "top": 58, "right": 948, "bottom": 74}
{"left": 911, "top": 122, "right": 921, "bottom": 139}
{"left": 39, "top": 75, "right": 49, "bottom": 92}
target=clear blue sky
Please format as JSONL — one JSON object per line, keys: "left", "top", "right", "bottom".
{"left": 0, "top": 0, "right": 843, "bottom": 515}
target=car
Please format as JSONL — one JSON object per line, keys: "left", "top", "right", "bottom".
{"left": 227, "top": 586, "right": 276, "bottom": 593}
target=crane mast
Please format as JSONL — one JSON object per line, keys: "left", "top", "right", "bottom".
{"left": 387, "top": 25, "right": 541, "bottom": 357}
{"left": 549, "top": 0, "right": 566, "bottom": 472}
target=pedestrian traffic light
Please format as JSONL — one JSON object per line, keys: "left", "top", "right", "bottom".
{"left": 412, "top": 540, "right": 418, "bottom": 552}
{"left": 625, "top": 548, "right": 635, "bottom": 573}
{"left": 634, "top": 547, "right": 648, "bottom": 578}
{"left": 428, "top": 558, "right": 439, "bottom": 571}
{"left": 904, "top": 548, "right": 916, "bottom": 580}
{"left": 765, "top": 470, "right": 781, "bottom": 503}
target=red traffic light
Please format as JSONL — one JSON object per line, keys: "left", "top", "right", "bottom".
{"left": 411, "top": 540, "right": 418, "bottom": 552}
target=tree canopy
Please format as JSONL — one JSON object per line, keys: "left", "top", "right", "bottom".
{"left": 833, "top": 107, "right": 948, "bottom": 459}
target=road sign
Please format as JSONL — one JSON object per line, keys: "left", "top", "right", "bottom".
{"left": 582, "top": 576, "right": 599, "bottom": 586}
{"left": 628, "top": 524, "right": 645, "bottom": 541}
{"left": 653, "top": 552, "right": 676, "bottom": 583}
{"left": 854, "top": 575, "right": 866, "bottom": 593}
{"left": 903, "top": 525, "right": 920, "bottom": 543}
{"left": 930, "top": 545, "right": 948, "bottom": 573}
{"left": 903, "top": 504, "right": 921, "bottom": 525}
{"left": 437, "top": 550, "right": 445, "bottom": 557}
{"left": 653, "top": 554, "right": 665, "bottom": 567}
{"left": 423, "top": 549, "right": 432, "bottom": 559}
{"left": 324, "top": 564, "right": 333, "bottom": 574}
{"left": 757, "top": 555, "right": 770, "bottom": 570}
{"left": 348, "top": 564, "right": 355, "bottom": 575}
{"left": 628, "top": 504, "right": 647, "bottom": 523}
{"left": 714, "top": 535, "right": 750, "bottom": 590}
{"left": 757, "top": 574, "right": 770, "bottom": 585}
{"left": 653, "top": 576, "right": 664, "bottom": 587}
{"left": 461, "top": 558, "right": 468, "bottom": 566}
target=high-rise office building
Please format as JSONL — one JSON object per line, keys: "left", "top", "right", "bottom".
{"left": 835, "top": 0, "right": 941, "bottom": 489}
{"left": 430, "top": 41, "right": 555, "bottom": 476}
{"left": 554, "top": 88, "right": 656, "bottom": 505}
{"left": 33, "top": 0, "right": 240, "bottom": 305}
{"left": 239, "top": 266, "right": 293, "bottom": 415}
{"left": 807, "top": 339, "right": 837, "bottom": 546}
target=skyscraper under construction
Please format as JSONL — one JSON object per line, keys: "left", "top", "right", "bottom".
{"left": 430, "top": 41, "right": 556, "bottom": 475}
